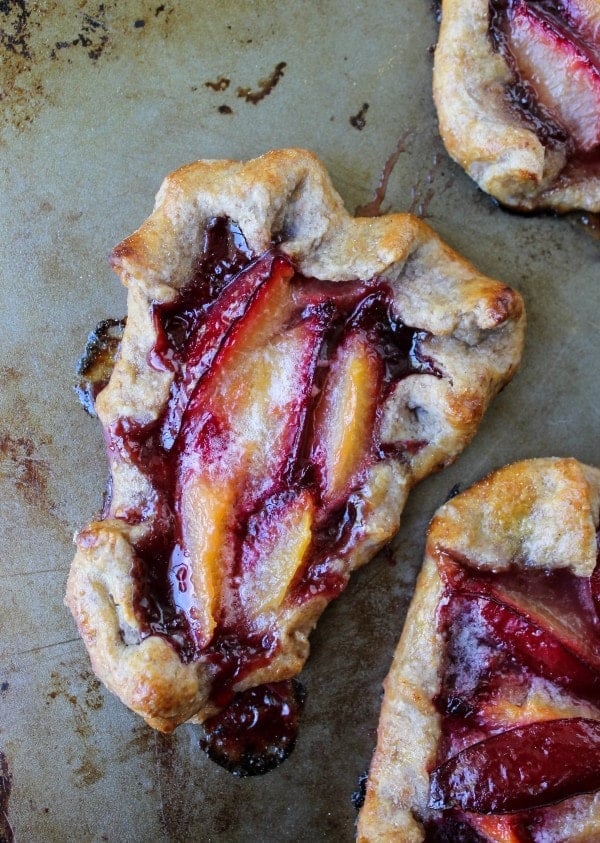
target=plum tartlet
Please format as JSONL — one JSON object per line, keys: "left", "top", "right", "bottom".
{"left": 358, "top": 457, "right": 600, "bottom": 842}
{"left": 433, "top": 0, "right": 600, "bottom": 212}
{"left": 66, "top": 150, "right": 524, "bottom": 754}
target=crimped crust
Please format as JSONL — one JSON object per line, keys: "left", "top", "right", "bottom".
{"left": 433, "top": 0, "right": 600, "bottom": 212}
{"left": 66, "top": 149, "right": 524, "bottom": 732}
{"left": 358, "top": 457, "right": 600, "bottom": 842}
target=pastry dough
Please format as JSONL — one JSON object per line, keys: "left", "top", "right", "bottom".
{"left": 433, "top": 0, "right": 600, "bottom": 212}
{"left": 66, "top": 149, "right": 524, "bottom": 733}
{"left": 358, "top": 457, "right": 600, "bottom": 842}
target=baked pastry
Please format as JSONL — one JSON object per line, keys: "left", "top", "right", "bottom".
{"left": 358, "top": 457, "right": 600, "bottom": 842}
{"left": 433, "top": 0, "right": 600, "bottom": 212}
{"left": 66, "top": 149, "right": 524, "bottom": 741}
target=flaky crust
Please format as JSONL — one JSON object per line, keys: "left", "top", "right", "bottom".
{"left": 358, "top": 457, "right": 600, "bottom": 842}
{"left": 66, "top": 149, "right": 524, "bottom": 732}
{"left": 433, "top": 0, "right": 600, "bottom": 212}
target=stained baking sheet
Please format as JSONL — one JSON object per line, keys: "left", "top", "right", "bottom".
{"left": 0, "top": 1, "right": 598, "bottom": 840}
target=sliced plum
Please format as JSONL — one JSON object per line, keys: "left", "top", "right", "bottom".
{"left": 157, "top": 250, "right": 276, "bottom": 449}
{"left": 507, "top": 0, "right": 600, "bottom": 151}
{"left": 440, "top": 555, "right": 600, "bottom": 674}
{"left": 429, "top": 717, "right": 600, "bottom": 814}
{"left": 489, "top": 0, "right": 600, "bottom": 154}
{"left": 239, "top": 489, "right": 315, "bottom": 618}
{"left": 477, "top": 595, "right": 600, "bottom": 703}
{"left": 311, "top": 329, "right": 383, "bottom": 507}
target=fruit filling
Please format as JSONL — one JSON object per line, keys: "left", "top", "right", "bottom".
{"left": 105, "top": 217, "right": 436, "bottom": 707}
{"left": 198, "top": 678, "right": 306, "bottom": 777}
{"left": 426, "top": 547, "right": 600, "bottom": 841}
{"left": 489, "top": 0, "right": 600, "bottom": 163}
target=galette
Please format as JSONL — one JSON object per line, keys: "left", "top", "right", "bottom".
{"left": 66, "top": 149, "right": 524, "bottom": 754}
{"left": 433, "top": 0, "right": 600, "bottom": 212}
{"left": 358, "top": 457, "right": 600, "bottom": 842}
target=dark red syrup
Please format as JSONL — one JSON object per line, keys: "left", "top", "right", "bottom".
{"left": 428, "top": 546, "right": 600, "bottom": 834}
{"left": 199, "top": 679, "right": 306, "bottom": 776}
{"left": 105, "top": 217, "right": 437, "bottom": 771}
{"left": 424, "top": 815, "right": 488, "bottom": 843}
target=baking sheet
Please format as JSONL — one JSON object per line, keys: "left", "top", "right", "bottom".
{"left": 1, "top": 1, "right": 598, "bottom": 840}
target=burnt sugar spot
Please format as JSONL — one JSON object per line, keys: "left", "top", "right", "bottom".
{"left": 1, "top": 2, "right": 112, "bottom": 134}
{"left": 218, "top": 104, "right": 232, "bottom": 115}
{"left": 431, "top": 0, "right": 442, "bottom": 24}
{"left": 50, "top": 8, "right": 109, "bottom": 62}
{"left": 0, "top": 367, "right": 22, "bottom": 386}
{"left": 199, "top": 680, "right": 306, "bottom": 776}
{"left": 0, "top": 0, "right": 31, "bottom": 58}
{"left": 73, "top": 756, "right": 103, "bottom": 788}
{"left": 0, "top": 752, "right": 13, "bottom": 843}
{"left": 205, "top": 75, "right": 230, "bottom": 92}
{"left": 236, "top": 61, "right": 287, "bottom": 104}
{"left": 351, "top": 771, "right": 368, "bottom": 811}
{"left": 350, "top": 102, "right": 369, "bottom": 130}
{"left": 0, "top": 2, "right": 173, "bottom": 135}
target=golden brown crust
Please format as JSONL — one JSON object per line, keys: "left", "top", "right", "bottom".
{"left": 358, "top": 457, "right": 600, "bottom": 842}
{"left": 433, "top": 0, "right": 600, "bottom": 212}
{"left": 66, "top": 149, "right": 525, "bottom": 732}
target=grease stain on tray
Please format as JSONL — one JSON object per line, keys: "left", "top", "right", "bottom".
{"left": 45, "top": 668, "right": 106, "bottom": 788}
{"left": 1, "top": 1, "right": 287, "bottom": 137}
{"left": 46, "top": 669, "right": 104, "bottom": 715}
{"left": 0, "top": 433, "right": 51, "bottom": 512}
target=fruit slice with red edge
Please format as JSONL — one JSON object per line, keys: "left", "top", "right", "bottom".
{"left": 159, "top": 251, "right": 277, "bottom": 448}
{"left": 506, "top": 0, "right": 600, "bottom": 151}
{"left": 178, "top": 259, "right": 321, "bottom": 476}
{"left": 559, "top": 0, "right": 600, "bottom": 47}
{"left": 440, "top": 556, "right": 600, "bottom": 676}
{"left": 475, "top": 594, "right": 600, "bottom": 703}
{"left": 179, "top": 254, "right": 296, "bottom": 446}
{"left": 239, "top": 490, "right": 315, "bottom": 618}
{"left": 428, "top": 717, "right": 600, "bottom": 814}
{"left": 312, "top": 330, "right": 383, "bottom": 507}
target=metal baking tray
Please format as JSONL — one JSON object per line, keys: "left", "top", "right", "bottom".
{"left": 1, "top": 1, "right": 598, "bottom": 839}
